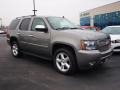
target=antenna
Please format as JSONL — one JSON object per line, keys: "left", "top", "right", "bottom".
{"left": 33, "top": 0, "right": 37, "bottom": 16}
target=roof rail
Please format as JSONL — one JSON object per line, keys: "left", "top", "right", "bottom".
{"left": 22, "top": 15, "right": 35, "bottom": 17}
{"left": 16, "top": 17, "right": 21, "bottom": 19}
{"left": 16, "top": 15, "right": 35, "bottom": 19}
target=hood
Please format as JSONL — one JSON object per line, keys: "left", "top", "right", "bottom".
{"left": 60, "top": 29, "right": 108, "bottom": 40}
{"left": 110, "top": 34, "right": 120, "bottom": 41}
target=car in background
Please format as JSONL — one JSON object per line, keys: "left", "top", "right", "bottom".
{"left": 80, "top": 26, "right": 100, "bottom": 31}
{"left": 102, "top": 26, "right": 120, "bottom": 52}
{"left": 0, "top": 30, "right": 6, "bottom": 34}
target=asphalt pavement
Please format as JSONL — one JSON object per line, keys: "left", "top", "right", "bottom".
{"left": 0, "top": 35, "right": 120, "bottom": 90}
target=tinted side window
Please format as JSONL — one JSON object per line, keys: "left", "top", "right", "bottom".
{"left": 31, "top": 18, "right": 46, "bottom": 31}
{"left": 9, "top": 19, "right": 20, "bottom": 30}
{"left": 19, "top": 18, "right": 31, "bottom": 30}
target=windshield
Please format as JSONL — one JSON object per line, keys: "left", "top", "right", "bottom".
{"left": 102, "top": 27, "right": 120, "bottom": 34}
{"left": 47, "top": 17, "right": 78, "bottom": 30}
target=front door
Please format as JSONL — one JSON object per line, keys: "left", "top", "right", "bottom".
{"left": 27, "top": 17, "right": 50, "bottom": 58}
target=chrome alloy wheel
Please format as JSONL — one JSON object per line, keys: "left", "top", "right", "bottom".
{"left": 56, "top": 52, "right": 71, "bottom": 72}
{"left": 12, "top": 43, "right": 18, "bottom": 56}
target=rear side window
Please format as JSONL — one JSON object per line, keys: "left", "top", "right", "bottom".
{"left": 19, "top": 18, "right": 31, "bottom": 30}
{"left": 9, "top": 19, "right": 20, "bottom": 30}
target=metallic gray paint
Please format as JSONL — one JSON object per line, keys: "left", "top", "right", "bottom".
{"left": 7, "top": 16, "right": 113, "bottom": 68}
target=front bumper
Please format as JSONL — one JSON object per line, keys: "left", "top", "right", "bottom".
{"left": 76, "top": 48, "right": 113, "bottom": 68}
{"left": 111, "top": 43, "right": 120, "bottom": 52}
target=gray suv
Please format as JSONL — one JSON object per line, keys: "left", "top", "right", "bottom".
{"left": 7, "top": 15, "right": 113, "bottom": 75}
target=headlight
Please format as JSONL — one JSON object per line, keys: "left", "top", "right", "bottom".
{"left": 80, "top": 40, "right": 97, "bottom": 50}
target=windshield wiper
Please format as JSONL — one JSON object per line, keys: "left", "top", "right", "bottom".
{"left": 56, "top": 27, "right": 71, "bottom": 30}
{"left": 56, "top": 27, "right": 79, "bottom": 30}
{"left": 70, "top": 27, "right": 79, "bottom": 29}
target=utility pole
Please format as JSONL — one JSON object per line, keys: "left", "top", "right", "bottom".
{"left": 33, "top": 0, "right": 37, "bottom": 16}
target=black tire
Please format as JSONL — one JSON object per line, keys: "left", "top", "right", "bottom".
{"left": 11, "top": 41, "right": 22, "bottom": 57}
{"left": 53, "top": 48, "right": 77, "bottom": 75}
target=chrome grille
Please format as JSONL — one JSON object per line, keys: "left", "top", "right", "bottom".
{"left": 97, "top": 39, "right": 111, "bottom": 52}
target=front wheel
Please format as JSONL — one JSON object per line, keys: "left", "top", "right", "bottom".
{"left": 53, "top": 48, "right": 77, "bottom": 75}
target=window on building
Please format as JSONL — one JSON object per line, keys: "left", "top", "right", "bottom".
{"left": 80, "top": 17, "right": 90, "bottom": 26}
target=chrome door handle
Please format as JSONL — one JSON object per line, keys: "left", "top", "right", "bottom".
{"left": 16, "top": 33, "right": 20, "bottom": 35}
{"left": 29, "top": 34, "right": 33, "bottom": 37}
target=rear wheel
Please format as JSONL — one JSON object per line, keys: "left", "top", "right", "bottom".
{"left": 53, "top": 48, "right": 77, "bottom": 75}
{"left": 11, "top": 41, "right": 22, "bottom": 57}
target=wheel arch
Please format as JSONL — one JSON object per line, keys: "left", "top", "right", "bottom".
{"left": 52, "top": 42, "right": 78, "bottom": 75}
{"left": 10, "top": 36, "right": 18, "bottom": 46}
{"left": 52, "top": 42, "right": 77, "bottom": 60}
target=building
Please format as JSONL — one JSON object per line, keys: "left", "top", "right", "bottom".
{"left": 80, "top": 1, "right": 120, "bottom": 29}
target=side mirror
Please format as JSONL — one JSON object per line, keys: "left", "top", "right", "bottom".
{"left": 35, "top": 25, "right": 48, "bottom": 32}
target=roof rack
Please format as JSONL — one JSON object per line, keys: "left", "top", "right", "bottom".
{"left": 22, "top": 15, "right": 35, "bottom": 17}
{"left": 16, "top": 15, "right": 35, "bottom": 19}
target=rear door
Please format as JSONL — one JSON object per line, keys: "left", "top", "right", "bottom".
{"left": 18, "top": 18, "right": 32, "bottom": 51}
